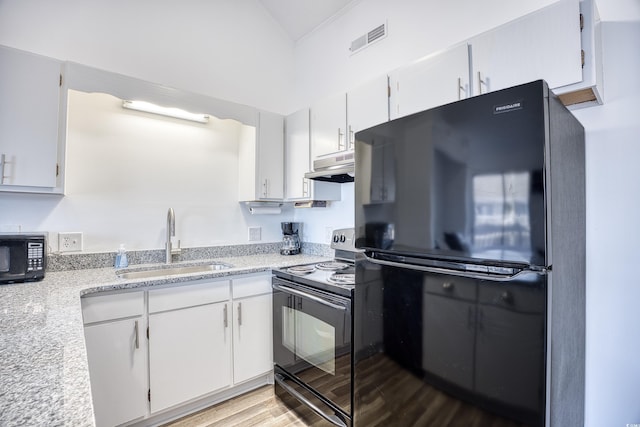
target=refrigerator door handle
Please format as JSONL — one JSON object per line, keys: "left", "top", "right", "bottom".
{"left": 363, "top": 254, "right": 545, "bottom": 281}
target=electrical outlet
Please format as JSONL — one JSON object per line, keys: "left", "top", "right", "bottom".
{"left": 248, "top": 226, "right": 262, "bottom": 242}
{"left": 58, "top": 232, "right": 83, "bottom": 252}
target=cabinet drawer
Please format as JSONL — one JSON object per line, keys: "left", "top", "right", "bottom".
{"left": 82, "top": 291, "right": 144, "bottom": 324}
{"left": 423, "top": 275, "right": 477, "bottom": 301}
{"left": 477, "top": 281, "right": 545, "bottom": 313}
{"left": 232, "top": 274, "right": 272, "bottom": 299}
{"left": 149, "top": 279, "right": 229, "bottom": 313}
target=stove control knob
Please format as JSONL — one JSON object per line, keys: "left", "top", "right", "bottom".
{"left": 340, "top": 234, "right": 346, "bottom": 243}
{"left": 333, "top": 235, "right": 340, "bottom": 243}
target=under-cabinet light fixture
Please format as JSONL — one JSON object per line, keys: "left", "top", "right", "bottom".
{"left": 122, "top": 100, "right": 210, "bottom": 123}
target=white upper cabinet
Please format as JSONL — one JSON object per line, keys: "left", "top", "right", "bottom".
{"left": 469, "top": 0, "right": 582, "bottom": 96}
{"left": 553, "top": 0, "right": 604, "bottom": 107}
{"left": 389, "top": 43, "right": 470, "bottom": 120}
{"left": 284, "top": 108, "right": 341, "bottom": 201}
{"left": 311, "top": 92, "right": 348, "bottom": 158}
{"left": 311, "top": 75, "right": 389, "bottom": 159}
{"left": 238, "top": 111, "right": 284, "bottom": 201}
{"left": 285, "top": 109, "right": 311, "bottom": 199}
{"left": 0, "top": 45, "right": 64, "bottom": 192}
{"left": 347, "top": 75, "right": 390, "bottom": 140}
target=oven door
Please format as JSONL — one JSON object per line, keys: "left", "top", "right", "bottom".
{"left": 272, "top": 277, "right": 352, "bottom": 419}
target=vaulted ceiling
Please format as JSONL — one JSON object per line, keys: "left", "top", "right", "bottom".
{"left": 258, "top": 0, "right": 356, "bottom": 41}
{"left": 258, "top": 0, "right": 640, "bottom": 42}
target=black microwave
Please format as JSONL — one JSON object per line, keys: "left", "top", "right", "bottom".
{"left": 0, "top": 234, "right": 46, "bottom": 284}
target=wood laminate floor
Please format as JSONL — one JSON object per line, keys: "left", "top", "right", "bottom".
{"left": 162, "top": 385, "right": 309, "bottom": 427}
{"left": 164, "top": 353, "right": 534, "bottom": 427}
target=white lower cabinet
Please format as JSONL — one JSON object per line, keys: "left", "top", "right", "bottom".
{"left": 232, "top": 275, "right": 273, "bottom": 384}
{"left": 148, "top": 301, "right": 231, "bottom": 413}
{"left": 82, "top": 292, "right": 148, "bottom": 427}
{"left": 82, "top": 273, "right": 274, "bottom": 426}
{"left": 147, "top": 278, "right": 231, "bottom": 413}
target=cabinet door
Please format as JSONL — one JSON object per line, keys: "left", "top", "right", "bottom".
{"left": 470, "top": 0, "right": 581, "bottom": 96}
{"left": 84, "top": 317, "right": 148, "bottom": 427}
{"left": 347, "top": 75, "right": 389, "bottom": 146}
{"left": 233, "top": 293, "right": 273, "bottom": 384}
{"left": 0, "top": 45, "right": 61, "bottom": 188}
{"left": 285, "top": 108, "right": 311, "bottom": 200}
{"left": 422, "top": 276, "right": 476, "bottom": 390}
{"left": 422, "top": 295, "right": 475, "bottom": 390}
{"left": 474, "top": 279, "right": 545, "bottom": 414}
{"left": 311, "top": 92, "right": 347, "bottom": 158}
{"left": 148, "top": 301, "right": 231, "bottom": 413}
{"left": 475, "top": 305, "right": 545, "bottom": 411}
{"left": 257, "top": 111, "right": 284, "bottom": 199}
{"left": 389, "top": 43, "right": 470, "bottom": 120}
{"left": 285, "top": 109, "right": 341, "bottom": 201}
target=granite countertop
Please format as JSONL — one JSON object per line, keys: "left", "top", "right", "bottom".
{"left": 0, "top": 252, "right": 329, "bottom": 427}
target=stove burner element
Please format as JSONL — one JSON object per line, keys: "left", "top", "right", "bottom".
{"left": 287, "top": 265, "right": 316, "bottom": 275}
{"left": 327, "top": 273, "right": 355, "bottom": 285}
{"left": 315, "top": 261, "right": 350, "bottom": 271}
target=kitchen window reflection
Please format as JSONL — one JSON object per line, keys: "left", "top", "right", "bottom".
{"left": 472, "top": 172, "right": 531, "bottom": 260}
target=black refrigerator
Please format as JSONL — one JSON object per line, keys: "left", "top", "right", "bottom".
{"left": 353, "top": 80, "right": 585, "bottom": 427}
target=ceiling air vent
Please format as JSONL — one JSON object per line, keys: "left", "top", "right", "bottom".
{"left": 350, "top": 22, "right": 387, "bottom": 55}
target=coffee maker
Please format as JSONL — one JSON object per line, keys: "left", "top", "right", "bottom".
{"left": 280, "top": 222, "right": 301, "bottom": 255}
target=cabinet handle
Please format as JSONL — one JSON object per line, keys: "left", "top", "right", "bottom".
{"left": 224, "top": 304, "right": 228, "bottom": 328}
{"left": 457, "top": 77, "right": 465, "bottom": 100}
{"left": 0, "top": 154, "right": 6, "bottom": 185}
{"left": 238, "top": 302, "right": 242, "bottom": 326}
{"left": 338, "top": 128, "right": 345, "bottom": 151}
{"left": 477, "top": 71, "right": 486, "bottom": 95}
{"left": 302, "top": 178, "right": 309, "bottom": 197}
{"left": 348, "top": 125, "right": 354, "bottom": 150}
{"left": 262, "top": 179, "right": 269, "bottom": 197}
{"left": 134, "top": 320, "right": 139, "bottom": 349}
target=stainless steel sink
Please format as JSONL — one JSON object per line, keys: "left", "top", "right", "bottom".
{"left": 117, "top": 263, "right": 232, "bottom": 280}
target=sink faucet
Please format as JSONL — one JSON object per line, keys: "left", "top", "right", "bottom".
{"left": 166, "top": 208, "right": 181, "bottom": 264}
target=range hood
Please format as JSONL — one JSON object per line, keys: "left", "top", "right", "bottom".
{"left": 304, "top": 151, "right": 354, "bottom": 183}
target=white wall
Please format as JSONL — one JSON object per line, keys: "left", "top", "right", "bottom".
{"left": 0, "top": 0, "right": 295, "bottom": 114}
{"left": 292, "top": 0, "right": 558, "bottom": 108}
{"left": 571, "top": 21, "right": 640, "bottom": 427}
{"left": 0, "top": 90, "right": 294, "bottom": 252}
{"left": 294, "top": 183, "right": 355, "bottom": 244}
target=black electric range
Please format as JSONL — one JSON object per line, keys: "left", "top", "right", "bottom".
{"left": 271, "top": 228, "right": 359, "bottom": 427}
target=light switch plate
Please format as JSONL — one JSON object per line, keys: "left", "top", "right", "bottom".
{"left": 59, "top": 232, "right": 83, "bottom": 252}
{"left": 248, "top": 227, "right": 261, "bottom": 242}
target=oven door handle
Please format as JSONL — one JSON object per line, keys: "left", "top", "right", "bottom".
{"left": 274, "top": 373, "right": 347, "bottom": 427}
{"left": 273, "top": 284, "right": 347, "bottom": 311}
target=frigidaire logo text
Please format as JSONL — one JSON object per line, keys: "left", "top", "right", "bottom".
{"left": 494, "top": 100, "right": 523, "bottom": 114}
